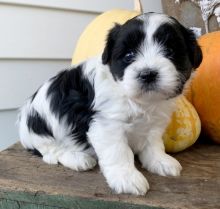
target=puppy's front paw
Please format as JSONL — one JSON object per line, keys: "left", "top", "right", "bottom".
{"left": 105, "top": 167, "right": 149, "bottom": 195}
{"left": 145, "top": 154, "right": 182, "bottom": 177}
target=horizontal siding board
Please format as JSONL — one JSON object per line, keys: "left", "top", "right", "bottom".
{"left": 0, "top": 59, "right": 71, "bottom": 110}
{"left": 0, "top": 0, "right": 134, "bottom": 13}
{"left": 0, "top": 4, "right": 97, "bottom": 59}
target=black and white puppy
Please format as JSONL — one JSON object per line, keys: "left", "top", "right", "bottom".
{"left": 18, "top": 13, "right": 202, "bottom": 195}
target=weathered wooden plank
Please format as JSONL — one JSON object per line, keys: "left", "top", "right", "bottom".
{"left": 0, "top": 142, "right": 219, "bottom": 209}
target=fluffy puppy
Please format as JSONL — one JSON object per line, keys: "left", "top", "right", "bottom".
{"left": 18, "top": 12, "right": 202, "bottom": 195}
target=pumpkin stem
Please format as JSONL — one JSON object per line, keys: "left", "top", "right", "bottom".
{"left": 134, "top": 0, "right": 143, "bottom": 13}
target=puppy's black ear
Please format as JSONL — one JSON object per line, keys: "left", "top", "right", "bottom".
{"left": 102, "top": 24, "right": 121, "bottom": 65}
{"left": 181, "top": 26, "right": 203, "bottom": 69}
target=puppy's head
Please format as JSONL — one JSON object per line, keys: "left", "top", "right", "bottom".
{"left": 102, "top": 13, "right": 202, "bottom": 99}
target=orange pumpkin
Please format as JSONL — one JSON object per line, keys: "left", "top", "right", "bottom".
{"left": 186, "top": 31, "right": 220, "bottom": 143}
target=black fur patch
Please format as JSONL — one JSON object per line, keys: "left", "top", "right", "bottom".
{"left": 27, "top": 148, "right": 43, "bottom": 157}
{"left": 154, "top": 23, "right": 191, "bottom": 71}
{"left": 47, "top": 65, "right": 95, "bottom": 146}
{"left": 102, "top": 18, "right": 145, "bottom": 80}
{"left": 153, "top": 20, "right": 202, "bottom": 95}
{"left": 27, "top": 109, "right": 53, "bottom": 137}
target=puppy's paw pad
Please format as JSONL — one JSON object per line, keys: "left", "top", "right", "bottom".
{"left": 147, "top": 155, "right": 182, "bottom": 177}
{"left": 107, "top": 169, "right": 149, "bottom": 195}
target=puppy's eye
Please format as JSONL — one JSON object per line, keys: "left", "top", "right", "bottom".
{"left": 123, "top": 52, "right": 135, "bottom": 63}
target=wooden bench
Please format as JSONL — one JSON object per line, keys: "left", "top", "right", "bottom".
{"left": 0, "top": 142, "right": 219, "bottom": 209}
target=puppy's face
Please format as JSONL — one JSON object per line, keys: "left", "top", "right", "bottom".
{"left": 102, "top": 13, "right": 202, "bottom": 99}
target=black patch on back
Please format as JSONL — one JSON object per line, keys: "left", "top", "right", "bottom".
{"left": 102, "top": 18, "right": 145, "bottom": 80}
{"left": 47, "top": 65, "right": 96, "bottom": 147}
{"left": 27, "top": 109, "right": 53, "bottom": 137}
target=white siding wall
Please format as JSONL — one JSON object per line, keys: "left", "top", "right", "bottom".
{"left": 0, "top": 0, "right": 162, "bottom": 150}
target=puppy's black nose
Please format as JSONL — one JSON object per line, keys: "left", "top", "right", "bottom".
{"left": 139, "top": 70, "right": 158, "bottom": 83}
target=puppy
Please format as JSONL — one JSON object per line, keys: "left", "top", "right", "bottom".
{"left": 18, "top": 12, "right": 202, "bottom": 195}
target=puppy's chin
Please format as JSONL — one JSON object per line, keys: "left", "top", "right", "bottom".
{"left": 122, "top": 87, "right": 177, "bottom": 103}
{"left": 140, "top": 90, "right": 178, "bottom": 102}
{"left": 119, "top": 80, "right": 182, "bottom": 102}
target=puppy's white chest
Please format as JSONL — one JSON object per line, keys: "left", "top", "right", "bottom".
{"left": 126, "top": 102, "right": 173, "bottom": 154}
{"left": 126, "top": 115, "right": 153, "bottom": 153}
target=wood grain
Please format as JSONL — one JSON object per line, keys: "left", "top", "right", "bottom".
{"left": 0, "top": 142, "right": 219, "bottom": 209}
